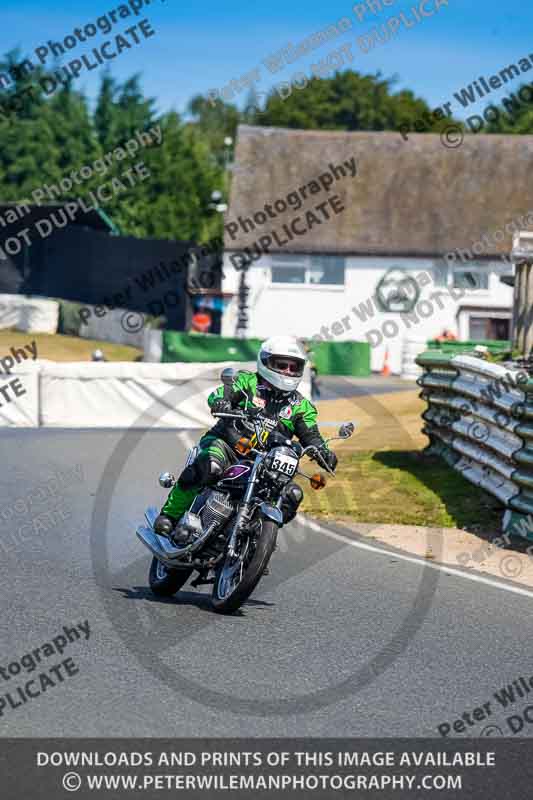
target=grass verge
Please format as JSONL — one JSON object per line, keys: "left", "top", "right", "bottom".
{"left": 300, "top": 450, "right": 501, "bottom": 533}
{"left": 0, "top": 329, "right": 141, "bottom": 362}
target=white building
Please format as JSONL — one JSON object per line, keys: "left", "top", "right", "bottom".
{"left": 222, "top": 126, "right": 520, "bottom": 373}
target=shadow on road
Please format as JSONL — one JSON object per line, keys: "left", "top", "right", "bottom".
{"left": 112, "top": 585, "right": 275, "bottom": 614}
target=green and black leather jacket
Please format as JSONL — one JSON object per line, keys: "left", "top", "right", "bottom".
{"left": 207, "top": 370, "right": 328, "bottom": 453}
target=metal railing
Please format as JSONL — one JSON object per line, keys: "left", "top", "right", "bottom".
{"left": 416, "top": 350, "right": 533, "bottom": 541}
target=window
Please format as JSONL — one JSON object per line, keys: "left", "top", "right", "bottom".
{"left": 469, "top": 316, "right": 510, "bottom": 340}
{"left": 270, "top": 254, "right": 345, "bottom": 286}
{"left": 309, "top": 256, "right": 345, "bottom": 285}
{"left": 271, "top": 264, "right": 306, "bottom": 284}
{"left": 453, "top": 267, "right": 489, "bottom": 291}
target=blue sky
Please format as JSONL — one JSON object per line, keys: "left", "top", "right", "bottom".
{"left": 1, "top": 0, "right": 531, "bottom": 121}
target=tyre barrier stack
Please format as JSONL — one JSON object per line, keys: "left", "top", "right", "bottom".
{"left": 416, "top": 350, "right": 533, "bottom": 541}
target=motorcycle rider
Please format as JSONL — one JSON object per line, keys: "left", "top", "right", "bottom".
{"left": 154, "top": 336, "right": 338, "bottom": 538}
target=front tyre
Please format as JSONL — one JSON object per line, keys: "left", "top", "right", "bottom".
{"left": 211, "top": 519, "right": 278, "bottom": 614}
{"left": 148, "top": 557, "right": 192, "bottom": 596}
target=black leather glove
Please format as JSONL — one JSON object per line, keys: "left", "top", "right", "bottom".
{"left": 211, "top": 398, "right": 232, "bottom": 415}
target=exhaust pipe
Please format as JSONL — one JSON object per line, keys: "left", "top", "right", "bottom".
{"left": 137, "top": 502, "right": 230, "bottom": 565}
{"left": 136, "top": 525, "right": 187, "bottom": 567}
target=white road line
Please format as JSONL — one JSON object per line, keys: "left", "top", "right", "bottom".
{"left": 302, "top": 516, "right": 533, "bottom": 601}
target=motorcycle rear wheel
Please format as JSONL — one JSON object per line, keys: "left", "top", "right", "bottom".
{"left": 148, "top": 556, "right": 192, "bottom": 596}
{"left": 211, "top": 518, "right": 277, "bottom": 614}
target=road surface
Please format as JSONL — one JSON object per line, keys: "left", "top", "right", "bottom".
{"left": 1, "top": 428, "right": 532, "bottom": 738}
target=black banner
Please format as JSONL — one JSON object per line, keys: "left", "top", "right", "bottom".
{"left": 1, "top": 738, "right": 532, "bottom": 799}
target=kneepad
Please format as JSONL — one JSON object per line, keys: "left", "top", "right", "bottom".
{"left": 179, "top": 455, "right": 224, "bottom": 488}
{"left": 202, "top": 456, "right": 224, "bottom": 484}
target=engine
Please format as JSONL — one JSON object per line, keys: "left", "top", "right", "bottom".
{"left": 200, "top": 490, "right": 234, "bottom": 533}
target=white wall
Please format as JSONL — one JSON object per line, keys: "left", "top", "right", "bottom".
{"left": 222, "top": 254, "right": 514, "bottom": 373}
{"left": 0, "top": 359, "right": 311, "bottom": 428}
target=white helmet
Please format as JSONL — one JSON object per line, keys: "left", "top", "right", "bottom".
{"left": 257, "top": 336, "right": 307, "bottom": 393}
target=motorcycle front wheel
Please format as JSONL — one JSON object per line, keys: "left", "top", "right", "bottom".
{"left": 149, "top": 556, "right": 192, "bottom": 597}
{"left": 211, "top": 518, "right": 278, "bottom": 614}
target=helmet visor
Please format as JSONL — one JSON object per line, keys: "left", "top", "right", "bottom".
{"left": 265, "top": 355, "right": 305, "bottom": 377}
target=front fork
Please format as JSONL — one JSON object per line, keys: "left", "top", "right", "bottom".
{"left": 226, "top": 453, "right": 266, "bottom": 557}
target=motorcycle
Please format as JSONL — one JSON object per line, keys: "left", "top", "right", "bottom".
{"left": 136, "top": 368, "right": 355, "bottom": 614}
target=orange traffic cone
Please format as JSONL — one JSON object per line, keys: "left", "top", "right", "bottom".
{"left": 381, "top": 348, "right": 391, "bottom": 377}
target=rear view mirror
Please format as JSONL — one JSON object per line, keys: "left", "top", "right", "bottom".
{"left": 220, "top": 367, "right": 236, "bottom": 401}
{"left": 338, "top": 422, "right": 355, "bottom": 439}
{"left": 159, "top": 472, "right": 175, "bottom": 488}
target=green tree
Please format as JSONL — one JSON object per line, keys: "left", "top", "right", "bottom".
{"left": 0, "top": 58, "right": 226, "bottom": 243}
{"left": 480, "top": 84, "right": 533, "bottom": 134}
{"left": 255, "top": 70, "right": 444, "bottom": 132}
{"left": 0, "top": 52, "right": 65, "bottom": 198}
{"left": 118, "top": 111, "right": 225, "bottom": 242}
{"left": 187, "top": 94, "right": 239, "bottom": 166}
{"left": 94, "top": 72, "right": 120, "bottom": 153}
{"left": 46, "top": 82, "right": 101, "bottom": 180}
{"left": 94, "top": 73, "right": 156, "bottom": 150}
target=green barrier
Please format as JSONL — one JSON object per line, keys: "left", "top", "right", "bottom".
{"left": 310, "top": 341, "right": 370, "bottom": 376}
{"left": 162, "top": 332, "right": 263, "bottom": 363}
{"left": 427, "top": 339, "right": 511, "bottom": 355}
{"left": 162, "top": 332, "right": 371, "bottom": 376}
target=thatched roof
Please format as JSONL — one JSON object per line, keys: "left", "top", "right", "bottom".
{"left": 225, "top": 125, "right": 533, "bottom": 257}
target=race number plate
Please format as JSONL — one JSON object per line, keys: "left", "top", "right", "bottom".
{"left": 271, "top": 453, "right": 298, "bottom": 477}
